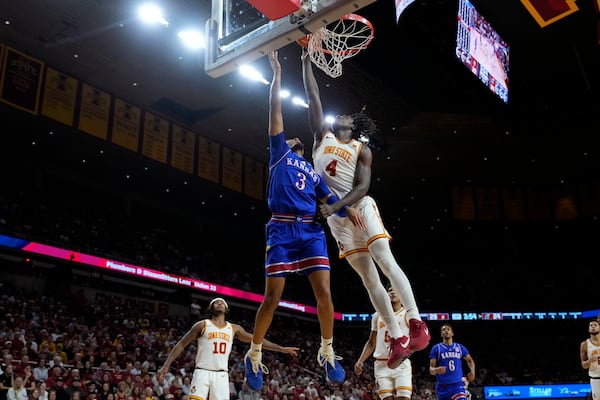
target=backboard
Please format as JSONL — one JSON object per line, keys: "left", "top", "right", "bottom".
{"left": 204, "top": 0, "right": 376, "bottom": 78}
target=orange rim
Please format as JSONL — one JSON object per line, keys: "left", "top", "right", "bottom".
{"left": 297, "top": 13, "right": 374, "bottom": 55}
{"left": 296, "top": 35, "right": 311, "bottom": 48}
{"left": 339, "top": 13, "right": 374, "bottom": 51}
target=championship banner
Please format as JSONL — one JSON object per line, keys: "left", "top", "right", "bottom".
{"left": 519, "top": 0, "right": 578, "bottom": 28}
{"left": 78, "top": 83, "right": 111, "bottom": 140}
{"left": 451, "top": 185, "right": 476, "bottom": 220}
{"left": 552, "top": 186, "right": 578, "bottom": 221}
{"left": 501, "top": 187, "right": 526, "bottom": 222}
{"left": 197, "top": 136, "right": 221, "bottom": 183}
{"left": 525, "top": 188, "right": 553, "bottom": 221}
{"left": 111, "top": 98, "right": 141, "bottom": 152}
{"left": 244, "top": 157, "right": 264, "bottom": 200}
{"left": 41, "top": 67, "right": 78, "bottom": 126}
{"left": 579, "top": 181, "right": 600, "bottom": 217}
{"left": 171, "top": 124, "right": 195, "bottom": 174}
{"left": 221, "top": 146, "right": 242, "bottom": 192}
{"left": 0, "top": 44, "right": 4, "bottom": 77}
{"left": 0, "top": 47, "right": 43, "bottom": 114}
{"left": 475, "top": 186, "right": 501, "bottom": 221}
{"left": 141, "top": 111, "right": 169, "bottom": 164}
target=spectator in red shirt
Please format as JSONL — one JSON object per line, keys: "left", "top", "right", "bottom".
{"left": 46, "top": 366, "right": 66, "bottom": 389}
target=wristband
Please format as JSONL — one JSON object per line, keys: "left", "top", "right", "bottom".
{"left": 325, "top": 194, "right": 348, "bottom": 217}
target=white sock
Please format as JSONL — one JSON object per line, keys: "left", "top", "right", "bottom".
{"left": 320, "top": 337, "right": 333, "bottom": 353}
{"left": 249, "top": 342, "right": 262, "bottom": 358}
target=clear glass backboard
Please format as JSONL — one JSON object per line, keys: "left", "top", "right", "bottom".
{"left": 205, "top": 0, "right": 376, "bottom": 77}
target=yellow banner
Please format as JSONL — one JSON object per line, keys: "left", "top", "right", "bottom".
{"left": 41, "top": 67, "right": 78, "bottom": 126}
{"left": 451, "top": 186, "right": 475, "bottom": 220}
{"left": 501, "top": 187, "right": 526, "bottom": 222}
{"left": 198, "top": 136, "right": 220, "bottom": 183}
{"left": 552, "top": 186, "right": 578, "bottom": 221}
{"left": 78, "top": 83, "right": 111, "bottom": 139}
{"left": 0, "top": 44, "right": 4, "bottom": 77}
{"left": 141, "top": 111, "right": 169, "bottom": 164}
{"left": 0, "top": 47, "right": 43, "bottom": 114}
{"left": 475, "top": 186, "right": 501, "bottom": 221}
{"left": 579, "top": 181, "right": 600, "bottom": 217}
{"left": 111, "top": 98, "right": 141, "bottom": 152}
{"left": 222, "top": 147, "right": 242, "bottom": 192}
{"left": 244, "top": 157, "right": 264, "bottom": 200}
{"left": 171, "top": 124, "right": 195, "bottom": 174}
{"left": 519, "top": 0, "right": 578, "bottom": 28}
{"left": 525, "top": 188, "right": 552, "bottom": 221}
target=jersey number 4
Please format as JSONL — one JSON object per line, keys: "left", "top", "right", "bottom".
{"left": 324, "top": 160, "right": 338, "bottom": 177}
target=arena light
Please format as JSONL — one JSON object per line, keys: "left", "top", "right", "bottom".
{"left": 291, "top": 96, "right": 308, "bottom": 108}
{"left": 239, "top": 65, "right": 269, "bottom": 84}
{"left": 138, "top": 4, "right": 169, "bottom": 27}
{"left": 178, "top": 29, "right": 205, "bottom": 50}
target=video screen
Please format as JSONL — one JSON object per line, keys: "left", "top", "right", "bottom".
{"left": 456, "top": 0, "right": 509, "bottom": 104}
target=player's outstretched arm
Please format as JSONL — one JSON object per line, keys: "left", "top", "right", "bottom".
{"left": 268, "top": 51, "right": 283, "bottom": 137}
{"left": 301, "top": 48, "right": 326, "bottom": 146}
{"left": 233, "top": 323, "right": 299, "bottom": 357}
{"left": 157, "top": 321, "right": 204, "bottom": 379}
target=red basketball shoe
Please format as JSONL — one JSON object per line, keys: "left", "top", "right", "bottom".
{"left": 408, "top": 319, "right": 430, "bottom": 351}
{"left": 387, "top": 336, "right": 411, "bottom": 369}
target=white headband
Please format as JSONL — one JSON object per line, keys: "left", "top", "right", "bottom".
{"left": 208, "top": 297, "right": 228, "bottom": 310}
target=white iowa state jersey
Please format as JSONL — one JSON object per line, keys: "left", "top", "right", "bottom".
{"left": 313, "top": 132, "right": 363, "bottom": 201}
{"left": 588, "top": 339, "right": 600, "bottom": 378}
{"left": 195, "top": 320, "right": 234, "bottom": 371}
{"left": 371, "top": 307, "right": 410, "bottom": 359}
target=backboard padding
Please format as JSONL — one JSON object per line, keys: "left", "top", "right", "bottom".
{"left": 205, "top": 0, "right": 376, "bottom": 78}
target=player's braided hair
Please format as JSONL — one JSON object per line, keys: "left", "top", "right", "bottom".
{"left": 350, "top": 105, "right": 380, "bottom": 150}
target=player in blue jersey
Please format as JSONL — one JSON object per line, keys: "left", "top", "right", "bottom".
{"left": 244, "top": 50, "right": 366, "bottom": 392}
{"left": 429, "top": 324, "right": 475, "bottom": 400}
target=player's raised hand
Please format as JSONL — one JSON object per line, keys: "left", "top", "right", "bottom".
{"left": 268, "top": 50, "right": 281, "bottom": 73}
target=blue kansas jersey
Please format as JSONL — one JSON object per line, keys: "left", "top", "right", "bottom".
{"left": 430, "top": 342, "right": 470, "bottom": 385}
{"left": 268, "top": 132, "right": 321, "bottom": 215}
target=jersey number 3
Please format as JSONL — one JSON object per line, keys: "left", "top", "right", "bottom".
{"left": 295, "top": 172, "right": 307, "bottom": 190}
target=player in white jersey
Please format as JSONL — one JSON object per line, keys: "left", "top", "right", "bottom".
{"left": 580, "top": 319, "right": 600, "bottom": 400}
{"left": 302, "top": 50, "right": 430, "bottom": 369}
{"left": 355, "top": 286, "right": 412, "bottom": 400}
{"left": 156, "top": 298, "right": 298, "bottom": 400}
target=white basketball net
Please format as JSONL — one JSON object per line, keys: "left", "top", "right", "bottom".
{"left": 307, "top": 16, "right": 374, "bottom": 78}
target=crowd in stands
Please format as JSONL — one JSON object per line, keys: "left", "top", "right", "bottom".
{"left": 0, "top": 275, "right": 592, "bottom": 400}
{"left": 0, "top": 279, "right": 435, "bottom": 400}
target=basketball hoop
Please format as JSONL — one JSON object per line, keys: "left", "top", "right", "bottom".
{"left": 296, "top": 13, "right": 374, "bottom": 78}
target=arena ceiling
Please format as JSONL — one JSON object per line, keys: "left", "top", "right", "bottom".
{"left": 1, "top": 0, "right": 598, "bottom": 177}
